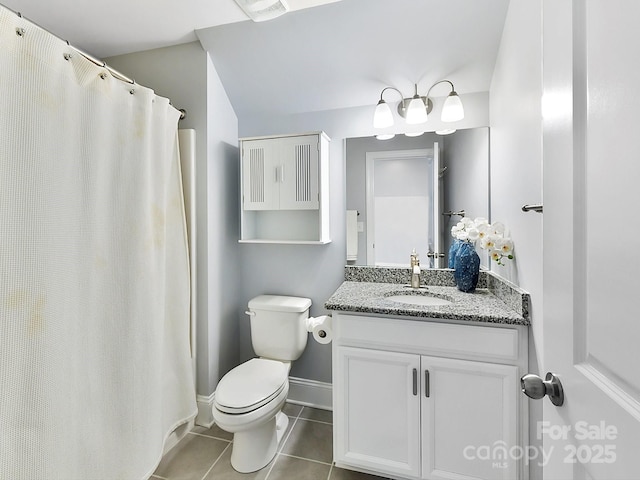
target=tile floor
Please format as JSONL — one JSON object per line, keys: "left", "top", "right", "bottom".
{"left": 152, "top": 403, "right": 387, "bottom": 480}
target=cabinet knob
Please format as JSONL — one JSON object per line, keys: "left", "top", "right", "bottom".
{"left": 520, "top": 372, "right": 564, "bottom": 406}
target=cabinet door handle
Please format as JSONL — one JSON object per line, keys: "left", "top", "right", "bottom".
{"left": 425, "top": 370, "right": 430, "bottom": 397}
{"left": 412, "top": 368, "right": 418, "bottom": 396}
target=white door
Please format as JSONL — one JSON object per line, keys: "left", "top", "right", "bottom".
{"left": 432, "top": 142, "right": 442, "bottom": 268}
{"left": 334, "top": 346, "right": 421, "bottom": 478}
{"left": 421, "top": 356, "right": 519, "bottom": 480}
{"left": 365, "top": 149, "right": 433, "bottom": 266}
{"left": 241, "top": 139, "right": 279, "bottom": 210}
{"left": 278, "top": 134, "right": 320, "bottom": 210}
{"left": 542, "top": 1, "right": 640, "bottom": 478}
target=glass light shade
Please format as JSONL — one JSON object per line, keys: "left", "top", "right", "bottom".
{"left": 435, "top": 128, "right": 457, "bottom": 135}
{"left": 405, "top": 96, "right": 428, "bottom": 124}
{"left": 441, "top": 92, "right": 464, "bottom": 122}
{"left": 404, "top": 131, "right": 424, "bottom": 137}
{"left": 373, "top": 100, "right": 394, "bottom": 128}
{"left": 376, "top": 134, "right": 395, "bottom": 140}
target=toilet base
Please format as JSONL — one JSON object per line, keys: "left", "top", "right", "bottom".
{"left": 230, "top": 411, "right": 289, "bottom": 473}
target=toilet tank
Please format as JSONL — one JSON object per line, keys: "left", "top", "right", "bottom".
{"left": 247, "top": 295, "right": 312, "bottom": 361}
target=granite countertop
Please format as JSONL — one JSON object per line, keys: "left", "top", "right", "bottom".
{"left": 324, "top": 281, "right": 529, "bottom": 326}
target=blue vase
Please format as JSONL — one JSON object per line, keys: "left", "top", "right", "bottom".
{"left": 448, "top": 239, "right": 462, "bottom": 268}
{"left": 454, "top": 241, "right": 480, "bottom": 292}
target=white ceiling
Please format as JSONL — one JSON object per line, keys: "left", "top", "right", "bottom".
{"left": 1, "top": 0, "right": 511, "bottom": 120}
{"left": 197, "top": 0, "right": 510, "bottom": 118}
{"left": 0, "top": 0, "right": 342, "bottom": 57}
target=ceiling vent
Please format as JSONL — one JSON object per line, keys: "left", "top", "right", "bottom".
{"left": 233, "top": 0, "right": 290, "bottom": 22}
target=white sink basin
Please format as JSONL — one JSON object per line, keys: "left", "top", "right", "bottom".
{"left": 386, "top": 294, "right": 452, "bottom": 307}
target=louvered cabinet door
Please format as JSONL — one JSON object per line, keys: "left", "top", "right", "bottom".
{"left": 278, "top": 135, "right": 320, "bottom": 210}
{"left": 239, "top": 132, "right": 330, "bottom": 243}
{"left": 241, "top": 140, "right": 280, "bottom": 210}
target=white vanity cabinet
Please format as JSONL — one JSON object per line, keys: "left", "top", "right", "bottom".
{"left": 239, "top": 132, "right": 330, "bottom": 244}
{"left": 332, "top": 312, "right": 529, "bottom": 480}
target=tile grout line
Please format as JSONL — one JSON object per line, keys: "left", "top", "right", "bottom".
{"left": 326, "top": 462, "right": 334, "bottom": 480}
{"left": 199, "top": 441, "right": 232, "bottom": 480}
{"left": 188, "top": 431, "right": 233, "bottom": 442}
{"left": 295, "top": 416, "right": 333, "bottom": 426}
{"left": 278, "top": 452, "right": 333, "bottom": 466}
{"left": 264, "top": 407, "right": 304, "bottom": 480}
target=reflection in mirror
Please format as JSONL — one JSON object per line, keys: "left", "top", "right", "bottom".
{"left": 345, "top": 127, "right": 489, "bottom": 267}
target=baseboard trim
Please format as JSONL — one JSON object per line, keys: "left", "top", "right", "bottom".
{"left": 195, "top": 392, "right": 215, "bottom": 427}
{"left": 287, "top": 376, "right": 333, "bottom": 411}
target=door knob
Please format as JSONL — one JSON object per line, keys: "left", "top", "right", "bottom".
{"left": 520, "top": 372, "right": 565, "bottom": 406}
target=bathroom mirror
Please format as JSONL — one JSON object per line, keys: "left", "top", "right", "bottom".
{"left": 345, "top": 127, "right": 489, "bottom": 267}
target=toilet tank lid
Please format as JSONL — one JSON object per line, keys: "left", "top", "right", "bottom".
{"left": 248, "top": 295, "right": 312, "bottom": 313}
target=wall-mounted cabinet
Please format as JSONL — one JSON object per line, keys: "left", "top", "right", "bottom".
{"left": 239, "top": 132, "right": 330, "bottom": 244}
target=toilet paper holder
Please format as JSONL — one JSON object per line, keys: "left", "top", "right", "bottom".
{"left": 306, "top": 315, "right": 333, "bottom": 344}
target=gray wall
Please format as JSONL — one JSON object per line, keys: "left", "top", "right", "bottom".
{"left": 442, "top": 127, "right": 490, "bottom": 263}
{"left": 106, "top": 42, "right": 241, "bottom": 397}
{"left": 488, "top": 1, "right": 543, "bottom": 478}
{"left": 204, "top": 54, "right": 242, "bottom": 392}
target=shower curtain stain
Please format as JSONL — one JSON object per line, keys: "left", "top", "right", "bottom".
{"left": 5, "top": 289, "right": 46, "bottom": 336}
{"left": 145, "top": 203, "right": 165, "bottom": 250}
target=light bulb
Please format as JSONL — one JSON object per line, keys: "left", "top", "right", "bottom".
{"left": 405, "top": 96, "right": 428, "bottom": 124}
{"left": 441, "top": 92, "right": 464, "bottom": 122}
{"left": 373, "top": 100, "right": 394, "bottom": 129}
{"left": 376, "top": 134, "right": 395, "bottom": 140}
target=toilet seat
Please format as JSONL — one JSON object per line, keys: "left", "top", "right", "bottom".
{"left": 214, "top": 358, "right": 289, "bottom": 414}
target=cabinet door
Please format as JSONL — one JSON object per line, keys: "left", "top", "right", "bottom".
{"left": 334, "top": 346, "right": 421, "bottom": 478}
{"left": 278, "top": 135, "right": 319, "bottom": 210}
{"left": 242, "top": 139, "right": 279, "bottom": 210}
{"left": 420, "top": 356, "right": 519, "bottom": 480}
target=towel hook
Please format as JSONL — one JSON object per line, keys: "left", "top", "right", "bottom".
{"left": 522, "top": 204, "right": 543, "bottom": 213}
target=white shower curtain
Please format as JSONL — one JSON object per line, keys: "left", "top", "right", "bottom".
{"left": 0, "top": 7, "right": 197, "bottom": 479}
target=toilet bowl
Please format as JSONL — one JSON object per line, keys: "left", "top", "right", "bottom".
{"left": 212, "top": 358, "right": 291, "bottom": 473}
{"left": 211, "top": 295, "right": 312, "bottom": 473}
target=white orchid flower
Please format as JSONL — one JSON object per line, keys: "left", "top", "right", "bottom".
{"left": 457, "top": 231, "right": 469, "bottom": 241}
{"left": 461, "top": 217, "right": 474, "bottom": 226}
{"left": 481, "top": 235, "right": 497, "bottom": 250}
{"left": 467, "top": 228, "right": 480, "bottom": 241}
{"left": 496, "top": 238, "right": 514, "bottom": 254}
{"left": 492, "top": 222, "right": 506, "bottom": 236}
{"left": 474, "top": 217, "right": 489, "bottom": 227}
{"left": 477, "top": 223, "right": 491, "bottom": 239}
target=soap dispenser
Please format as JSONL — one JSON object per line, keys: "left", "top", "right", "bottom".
{"left": 410, "top": 249, "right": 421, "bottom": 288}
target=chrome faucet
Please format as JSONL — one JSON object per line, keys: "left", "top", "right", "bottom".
{"left": 410, "top": 249, "right": 421, "bottom": 288}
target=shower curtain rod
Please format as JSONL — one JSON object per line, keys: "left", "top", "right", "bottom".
{"left": 3, "top": 3, "right": 186, "bottom": 120}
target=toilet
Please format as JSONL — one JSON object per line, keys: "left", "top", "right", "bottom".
{"left": 212, "top": 294, "right": 312, "bottom": 473}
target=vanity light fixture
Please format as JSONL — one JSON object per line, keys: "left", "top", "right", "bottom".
{"left": 435, "top": 129, "right": 457, "bottom": 135}
{"left": 404, "top": 131, "right": 425, "bottom": 137}
{"left": 375, "top": 133, "right": 395, "bottom": 140}
{"left": 233, "top": 0, "right": 289, "bottom": 22}
{"left": 373, "top": 80, "right": 465, "bottom": 129}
